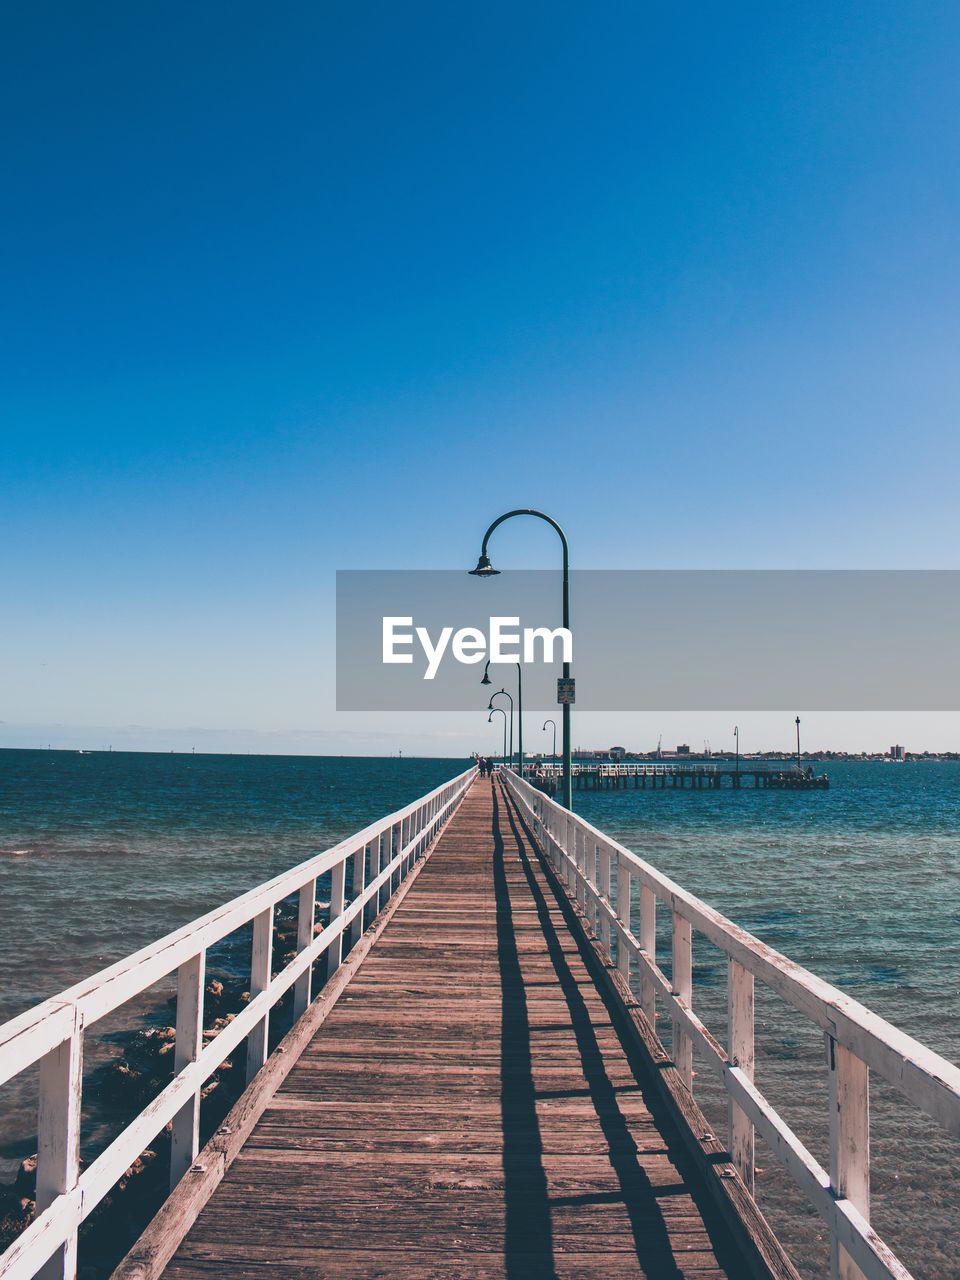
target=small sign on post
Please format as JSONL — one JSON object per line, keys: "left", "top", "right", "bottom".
{"left": 557, "top": 677, "right": 576, "bottom": 705}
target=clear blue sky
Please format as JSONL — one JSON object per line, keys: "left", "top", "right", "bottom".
{"left": 2, "top": 3, "right": 959, "bottom": 753}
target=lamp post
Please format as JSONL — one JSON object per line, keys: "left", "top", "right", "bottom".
{"left": 543, "top": 718, "right": 557, "bottom": 766}
{"left": 488, "top": 708, "right": 507, "bottom": 764}
{"left": 734, "top": 725, "right": 739, "bottom": 779}
{"left": 482, "top": 658, "right": 522, "bottom": 778}
{"left": 469, "top": 509, "right": 572, "bottom": 809}
{"left": 488, "top": 689, "right": 514, "bottom": 770}
{"left": 795, "top": 716, "right": 801, "bottom": 769}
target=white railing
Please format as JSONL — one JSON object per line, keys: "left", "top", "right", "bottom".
{"left": 0, "top": 766, "right": 476, "bottom": 1280}
{"left": 503, "top": 769, "right": 960, "bottom": 1280}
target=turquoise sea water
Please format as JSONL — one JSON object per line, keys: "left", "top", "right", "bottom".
{"left": 0, "top": 751, "right": 957, "bottom": 1276}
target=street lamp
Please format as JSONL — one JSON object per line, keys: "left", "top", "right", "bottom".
{"left": 795, "top": 716, "right": 801, "bottom": 769}
{"left": 488, "top": 689, "right": 514, "bottom": 770}
{"left": 469, "top": 509, "right": 572, "bottom": 809}
{"left": 488, "top": 708, "right": 507, "bottom": 764}
{"left": 733, "top": 725, "right": 739, "bottom": 778}
{"left": 543, "top": 718, "right": 557, "bottom": 765}
{"left": 482, "top": 658, "right": 523, "bottom": 778}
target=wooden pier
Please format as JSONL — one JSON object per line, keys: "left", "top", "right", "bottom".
{"left": 526, "top": 763, "right": 829, "bottom": 793}
{"left": 0, "top": 766, "right": 956, "bottom": 1280}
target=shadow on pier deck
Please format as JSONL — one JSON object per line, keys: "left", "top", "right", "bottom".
{"left": 124, "top": 780, "right": 783, "bottom": 1280}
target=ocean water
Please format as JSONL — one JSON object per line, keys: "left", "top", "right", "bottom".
{"left": 1, "top": 751, "right": 957, "bottom": 1277}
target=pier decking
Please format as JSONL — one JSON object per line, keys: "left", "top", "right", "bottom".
{"left": 157, "top": 778, "right": 750, "bottom": 1279}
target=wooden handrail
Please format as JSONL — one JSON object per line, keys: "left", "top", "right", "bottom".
{"left": 502, "top": 769, "right": 959, "bottom": 1280}
{"left": 0, "top": 766, "right": 476, "bottom": 1280}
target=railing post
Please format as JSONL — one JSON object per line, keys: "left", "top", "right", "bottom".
{"left": 376, "top": 828, "right": 387, "bottom": 912}
{"left": 727, "top": 958, "right": 755, "bottom": 1193}
{"left": 328, "top": 857, "right": 347, "bottom": 976}
{"left": 638, "top": 884, "right": 656, "bottom": 1025}
{"left": 246, "top": 905, "right": 274, "bottom": 1084}
{"left": 672, "top": 912, "right": 693, "bottom": 1090}
{"left": 599, "top": 845, "right": 612, "bottom": 952}
{"left": 564, "top": 813, "right": 576, "bottom": 892}
{"left": 578, "top": 824, "right": 586, "bottom": 906}
{"left": 827, "top": 1035, "right": 870, "bottom": 1280}
{"left": 616, "top": 860, "right": 631, "bottom": 981}
{"left": 293, "top": 878, "right": 317, "bottom": 1018}
{"left": 37, "top": 1004, "right": 83, "bottom": 1280}
{"left": 170, "top": 950, "right": 206, "bottom": 1189}
{"left": 350, "top": 844, "right": 367, "bottom": 948}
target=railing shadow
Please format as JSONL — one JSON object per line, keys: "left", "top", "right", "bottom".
{"left": 491, "top": 783, "right": 558, "bottom": 1279}
{"left": 496, "top": 779, "right": 742, "bottom": 1279}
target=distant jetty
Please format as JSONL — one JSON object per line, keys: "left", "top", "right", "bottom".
{"left": 525, "top": 761, "right": 829, "bottom": 793}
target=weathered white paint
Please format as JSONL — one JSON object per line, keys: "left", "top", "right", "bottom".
{"left": 728, "top": 958, "right": 755, "bottom": 1193}
{"left": 349, "top": 845, "right": 367, "bottom": 949}
{"left": 328, "top": 861, "right": 347, "bottom": 977}
{"left": 293, "top": 878, "right": 317, "bottom": 1018}
{"left": 246, "top": 906, "right": 274, "bottom": 1085}
{"left": 638, "top": 884, "right": 656, "bottom": 1027}
{"left": 671, "top": 912, "right": 693, "bottom": 1090}
{"left": 36, "top": 1005, "right": 82, "bottom": 1280}
{"left": 829, "top": 1035, "right": 870, "bottom": 1280}
{"left": 615, "top": 858, "right": 631, "bottom": 981}
{"left": 170, "top": 950, "right": 205, "bottom": 1190}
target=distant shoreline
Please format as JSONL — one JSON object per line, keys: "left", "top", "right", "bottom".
{"left": 1, "top": 746, "right": 958, "bottom": 762}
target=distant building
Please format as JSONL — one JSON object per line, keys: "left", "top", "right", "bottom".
{"left": 609, "top": 746, "right": 626, "bottom": 760}
{"left": 676, "top": 744, "right": 691, "bottom": 755}
{"left": 889, "top": 744, "right": 906, "bottom": 761}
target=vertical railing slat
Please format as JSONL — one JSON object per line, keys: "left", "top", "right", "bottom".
{"left": 246, "top": 905, "right": 274, "bottom": 1084}
{"left": 672, "top": 912, "right": 693, "bottom": 1091}
{"left": 639, "top": 884, "right": 656, "bottom": 1025}
{"left": 827, "top": 1035, "right": 870, "bottom": 1280}
{"left": 599, "top": 845, "right": 612, "bottom": 952}
{"left": 728, "top": 958, "right": 755, "bottom": 1193}
{"left": 170, "top": 949, "right": 206, "bottom": 1189}
{"left": 616, "top": 860, "right": 631, "bottom": 982}
{"left": 37, "top": 1005, "right": 83, "bottom": 1280}
{"left": 328, "top": 858, "right": 347, "bottom": 977}
{"left": 350, "top": 845, "right": 367, "bottom": 949}
{"left": 293, "top": 878, "right": 317, "bottom": 1018}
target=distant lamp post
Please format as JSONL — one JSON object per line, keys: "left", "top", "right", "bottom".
{"left": 734, "top": 725, "right": 740, "bottom": 778}
{"left": 469, "top": 509, "right": 572, "bottom": 808}
{"left": 482, "top": 658, "right": 523, "bottom": 777}
{"left": 543, "top": 718, "right": 557, "bottom": 764}
{"left": 795, "top": 716, "right": 802, "bottom": 769}
{"left": 488, "top": 689, "right": 514, "bottom": 771}
{"left": 488, "top": 708, "right": 507, "bottom": 763}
